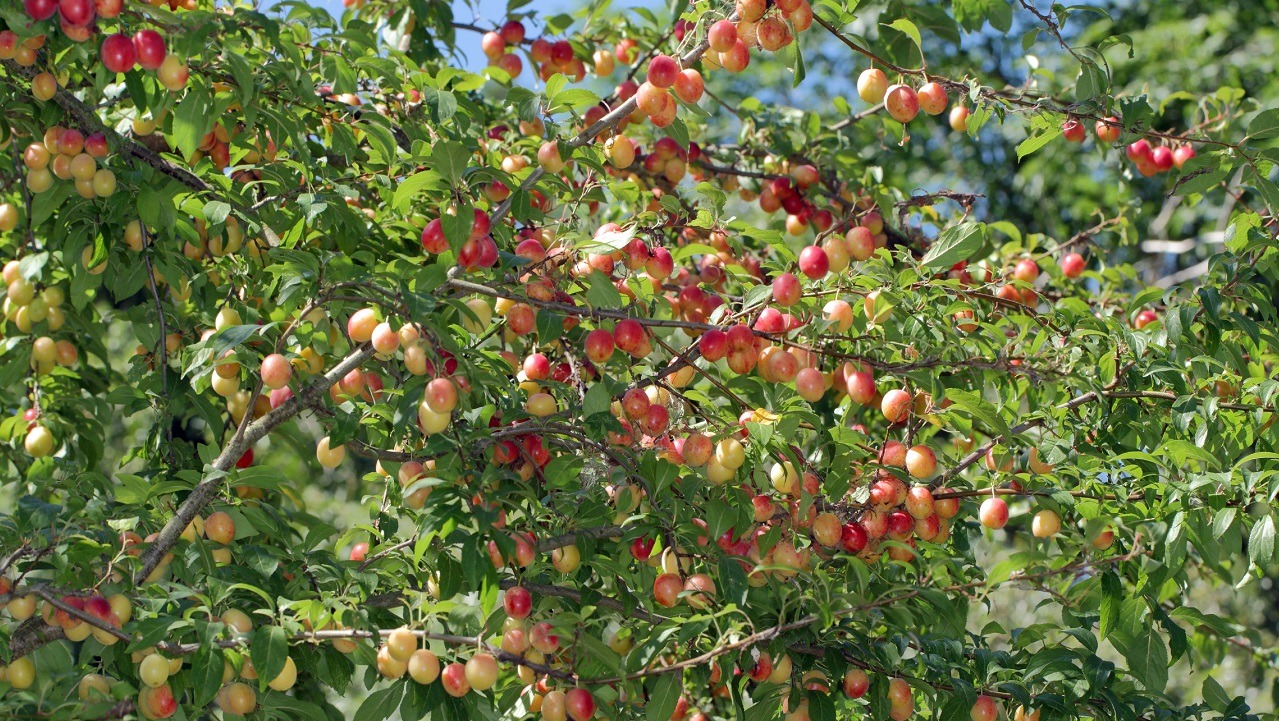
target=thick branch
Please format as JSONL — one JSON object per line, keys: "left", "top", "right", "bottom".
{"left": 0, "top": 61, "right": 209, "bottom": 193}
{"left": 132, "top": 344, "right": 376, "bottom": 585}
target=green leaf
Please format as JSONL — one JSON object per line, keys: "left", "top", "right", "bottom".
{"left": 1165, "top": 511, "right": 1187, "bottom": 571}
{"left": 1160, "top": 439, "right": 1217, "bottom": 468}
{"left": 18, "top": 252, "right": 48, "bottom": 281}
{"left": 1170, "top": 606, "right": 1237, "bottom": 637}
{"left": 428, "top": 141, "right": 471, "bottom": 187}
{"left": 1017, "top": 127, "right": 1063, "bottom": 160}
{"left": 1247, "top": 108, "right": 1279, "bottom": 139}
{"left": 944, "top": 388, "right": 1009, "bottom": 438}
{"left": 137, "top": 186, "right": 174, "bottom": 232}
{"left": 745, "top": 688, "right": 783, "bottom": 721}
{"left": 953, "top": 0, "right": 1012, "bottom": 32}
{"left": 1249, "top": 515, "right": 1276, "bottom": 566}
{"left": 224, "top": 51, "right": 256, "bottom": 109}
{"left": 575, "top": 631, "right": 623, "bottom": 678}
{"left": 584, "top": 271, "right": 625, "bottom": 309}
{"left": 190, "top": 645, "right": 225, "bottom": 707}
{"left": 792, "top": 37, "right": 806, "bottom": 87}
{"left": 1075, "top": 61, "right": 1107, "bottom": 100}
{"left": 535, "top": 307, "right": 564, "bottom": 343}
{"left": 250, "top": 625, "right": 289, "bottom": 690}
{"left": 583, "top": 379, "right": 612, "bottom": 418}
{"left": 808, "top": 690, "right": 836, "bottom": 721}
{"left": 921, "top": 222, "right": 986, "bottom": 272}
{"left": 717, "top": 554, "right": 749, "bottom": 607}
{"left": 1099, "top": 570, "right": 1121, "bottom": 640}
{"left": 1109, "top": 626, "right": 1168, "bottom": 693}
{"left": 440, "top": 205, "right": 473, "bottom": 251}
{"left": 392, "top": 170, "right": 445, "bottom": 214}
{"left": 437, "top": 553, "right": 463, "bottom": 600}
{"left": 354, "top": 682, "right": 405, "bottom": 721}
{"left": 358, "top": 119, "right": 399, "bottom": 164}
{"left": 203, "top": 201, "right": 232, "bottom": 225}
{"left": 551, "top": 88, "right": 601, "bottom": 113}
{"left": 1212, "top": 507, "right": 1237, "bottom": 538}
{"left": 1173, "top": 152, "right": 1231, "bottom": 196}
{"left": 665, "top": 117, "right": 690, "bottom": 151}
{"left": 1202, "top": 676, "right": 1231, "bottom": 713}
{"left": 886, "top": 18, "right": 922, "bottom": 49}
{"left": 647, "top": 673, "right": 682, "bottom": 721}
{"left": 421, "top": 87, "right": 458, "bottom": 124}
{"left": 1246, "top": 169, "right": 1279, "bottom": 215}
{"left": 171, "top": 86, "right": 213, "bottom": 160}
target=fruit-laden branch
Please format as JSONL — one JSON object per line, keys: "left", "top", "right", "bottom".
{"left": 501, "top": 579, "right": 665, "bottom": 625}
{"left": 444, "top": 277, "right": 1062, "bottom": 377}
{"left": 330, "top": 335, "right": 703, "bottom": 465}
{"left": 812, "top": 12, "right": 1243, "bottom": 152}
{"left": 578, "top": 541, "right": 1147, "bottom": 684}
{"left": 363, "top": 576, "right": 667, "bottom": 625}
{"left": 932, "top": 487, "right": 1122, "bottom": 503}
{"left": 533, "top": 525, "right": 626, "bottom": 552}
{"left": 0, "top": 540, "right": 1145, "bottom": 688}
{"left": 0, "top": 60, "right": 209, "bottom": 194}
{"left": 357, "top": 526, "right": 626, "bottom": 572}
{"left": 26, "top": 585, "right": 131, "bottom": 644}
{"left": 5, "top": 585, "right": 574, "bottom": 679}
{"left": 486, "top": 21, "right": 724, "bottom": 227}
{"left": 937, "top": 385, "right": 1107, "bottom": 484}
{"left": 131, "top": 343, "right": 376, "bottom": 586}
{"left": 822, "top": 644, "right": 1014, "bottom": 701}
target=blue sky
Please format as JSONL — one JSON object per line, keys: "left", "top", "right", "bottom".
{"left": 289, "top": 0, "right": 658, "bottom": 73}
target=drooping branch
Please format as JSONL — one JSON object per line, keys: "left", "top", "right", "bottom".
{"left": 575, "top": 540, "right": 1147, "bottom": 685}
{"left": 0, "top": 528, "right": 1150, "bottom": 692}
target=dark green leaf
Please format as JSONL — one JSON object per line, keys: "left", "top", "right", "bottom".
{"left": 250, "top": 625, "right": 289, "bottom": 690}
{"left": 172, "top": 87, "right": 213, "bottom": 159}
{"left": 1109, "top": 626, "right": 1168, "bottom": 693}
{"left": 354, "top": 682, "right": 405, "bottom": 721}
{"left": 190, "top": 645, "right": 224, "bottom": 707}
{"left": 1099, "top": 570, "right": 1121, "bottom": 640}
{"left": 647, "top": 673, "right": 682, "bottom": 721}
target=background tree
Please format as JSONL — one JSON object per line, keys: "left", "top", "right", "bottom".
{"left": 0, "top": 0, "right": 1276, "bottom": 720}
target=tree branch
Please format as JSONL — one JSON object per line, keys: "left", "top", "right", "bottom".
{"left": 0, "top": 61, "right": 209, "bottom": 194}
{"left": 132, "top": 344, "right": 376, "bottom": 585}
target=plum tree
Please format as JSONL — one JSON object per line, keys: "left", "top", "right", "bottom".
{"left": 0, "top": 0, "right": 1275, "bottom": 720}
